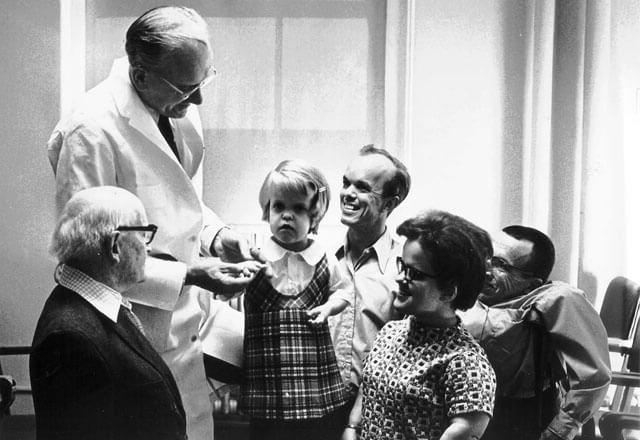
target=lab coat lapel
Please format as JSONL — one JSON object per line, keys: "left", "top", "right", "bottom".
{"left": 109, "top": 58, "right": 182, "bottom": 167}
{"left": 174, "top": 108, "right": 204, "bottom": 177}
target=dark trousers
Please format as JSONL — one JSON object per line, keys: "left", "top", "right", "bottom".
{"left": 248, "top": 402, "right": 351, "bottom": 440}
{"left": 482, "top": 387, "right": 559, "bottom": 440}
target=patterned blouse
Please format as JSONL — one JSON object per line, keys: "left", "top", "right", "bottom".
{"left": 361, "top": 316, "right": 496, "bottom": 440}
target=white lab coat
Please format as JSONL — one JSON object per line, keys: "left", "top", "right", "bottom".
{"left": 47, "top": 57, "right": 229, "bottom": 440}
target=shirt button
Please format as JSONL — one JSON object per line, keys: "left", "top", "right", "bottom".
{"left": 191, "top": 335, "right": 197, "bottom": 342}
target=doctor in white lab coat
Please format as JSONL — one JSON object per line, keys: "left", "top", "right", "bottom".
{"left": 46, "top": 7, "right": 262, "bottom": 440}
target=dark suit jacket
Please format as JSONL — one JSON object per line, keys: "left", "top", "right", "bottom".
{"left": 30, "top": 285, "right": 186, "bottom": 440}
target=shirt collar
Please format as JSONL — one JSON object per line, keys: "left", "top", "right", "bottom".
{"left": 54, "top": 264, "right": 125, "bottom": 323}
{"left": 263, "top": 237, "right": 324, "bottom": 266}
{"left": 370, "top": 228, "right": 397, "bottom": 272}
{"left": 338, "top": 227, "right": 398, "bottom": 273}
{"left": 147, "top": 105, "right": 160, "bottom": 124}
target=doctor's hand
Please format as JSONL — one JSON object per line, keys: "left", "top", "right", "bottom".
{"left": 307, "top": 304, "right": 332, "bottom": 326}
{"left": 211, "top": 228, "right": 273, "bottom": 278}
{"left": 185, "top": 257, "right": 265, "bottom": 299}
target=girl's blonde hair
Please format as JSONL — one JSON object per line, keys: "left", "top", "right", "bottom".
{"left": 259, "top": 159, "right": 330, "bottom": 234}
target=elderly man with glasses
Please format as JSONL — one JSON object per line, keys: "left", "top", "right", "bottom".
{"left": 30, "top": 186, "right": 189, "bottom": 440}
{"left": 460, "top": 225, "right": 611, "bottom": 440}
{"left": 46, "top": 7, "right": 265, "bottom": 439}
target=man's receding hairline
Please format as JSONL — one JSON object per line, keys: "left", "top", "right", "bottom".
{"left": 358, "top": 152, "right": 396, "bottom": 179}
{"left": 496, "top": 230, "right": 536, "bottom": 273}
{"left": 359, "top": 149, "right": 395, "bottom": 167}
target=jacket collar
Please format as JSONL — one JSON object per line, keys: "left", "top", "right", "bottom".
{"left": 55, "top": 268, "right": 177, "bottom": 396}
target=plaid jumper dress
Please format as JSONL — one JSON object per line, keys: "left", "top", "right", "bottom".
{"left": 240, "top": 255, "right": 349, "bottom": 420}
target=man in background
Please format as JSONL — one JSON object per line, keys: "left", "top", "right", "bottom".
{"left": 329, "top": 145, "right": 411, "bottom": 439}
{"left": 31, "top": 186, "right": 186, "bottom": 440}
{"left": 461, "top": 225, "right": 611, "bottom": 440}
{"left": 46, "top": 7, "right": 264, "bottom": 439}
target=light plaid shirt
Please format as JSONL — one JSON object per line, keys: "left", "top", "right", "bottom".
{"left": 54, "top": 264, "right": 139, "bottom": 325}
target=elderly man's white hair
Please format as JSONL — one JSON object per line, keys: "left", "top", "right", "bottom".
{"left": 50, "top": 186, "right": 146, "bottom": 264}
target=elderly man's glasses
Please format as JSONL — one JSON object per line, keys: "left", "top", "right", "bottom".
{"left": 116, "top": 224, "right": 158, "bottom": 245}
{"left": 489, "top": 256, "right": 535, "bottom": 278}
{"left": 158, "top": 70, "right": 217, "bottom": 103}
{"left": 396, "top": 257, "right": 438, "bottom": 282}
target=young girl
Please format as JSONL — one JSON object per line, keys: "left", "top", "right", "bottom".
{"left": 240, "top": 159, "right": 352, "bottom": 440}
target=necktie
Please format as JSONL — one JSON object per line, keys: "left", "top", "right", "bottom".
{"left": 157, "top": 115, "right": 180, "bottom": 163}
{"left": 121, "top": 305, "right": 147, "bottom": 337}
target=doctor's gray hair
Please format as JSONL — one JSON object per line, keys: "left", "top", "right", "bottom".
{"left": 126, "top": 6, "right": 210, "bottom": 71}
{"left": 51, "top": 187, "right": 145, "bottom": 266}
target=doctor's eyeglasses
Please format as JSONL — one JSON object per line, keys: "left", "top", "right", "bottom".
{"left": 158, "top": 70, "right": 217, "bottom": 103}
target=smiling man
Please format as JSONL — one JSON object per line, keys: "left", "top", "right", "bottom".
{"left": 460, "top": 226, "right": 611, "bottom": 440}
{"left": 328, "top": 145, "right": 411, "bottom": 440}
{"left": 45, "top": 7, "right": 266, "bottom": 440}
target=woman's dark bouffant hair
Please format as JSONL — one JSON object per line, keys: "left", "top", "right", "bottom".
{"left": 396, "top": 210, "right": 487, "bottom": 311}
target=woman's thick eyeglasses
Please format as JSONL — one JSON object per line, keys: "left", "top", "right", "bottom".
{"left": 116, "top": 224, "right": 158, "bottom": 245}
{"left": 158, "top": 70, "right": 217, "bottom": 103}
{"left": 396, "top": 257, "right": 438, "bottom": 282}
{"left": 488, "top": 256, "right": 535, "bottom": 278}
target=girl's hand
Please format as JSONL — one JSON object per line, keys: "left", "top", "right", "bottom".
{"left": 306, "top": 305, "right": 331, "bottom": 325}
{"left": 307, "top": 298, "right": 349, "bottom": 325}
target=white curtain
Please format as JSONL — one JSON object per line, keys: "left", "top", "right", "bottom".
{"left": 519, "top": 0, "right": 637, "bottom": 305}
{"left": 396, "top": 0, "right": 640, "bottom": 305}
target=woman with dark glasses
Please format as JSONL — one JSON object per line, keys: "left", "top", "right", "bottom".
{"left": 359, "top": 210, "right": 496, "bottom": 440}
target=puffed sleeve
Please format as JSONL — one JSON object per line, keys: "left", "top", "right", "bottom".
{"left": 444, "top": 350, "right": 496, "bottom": 418}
